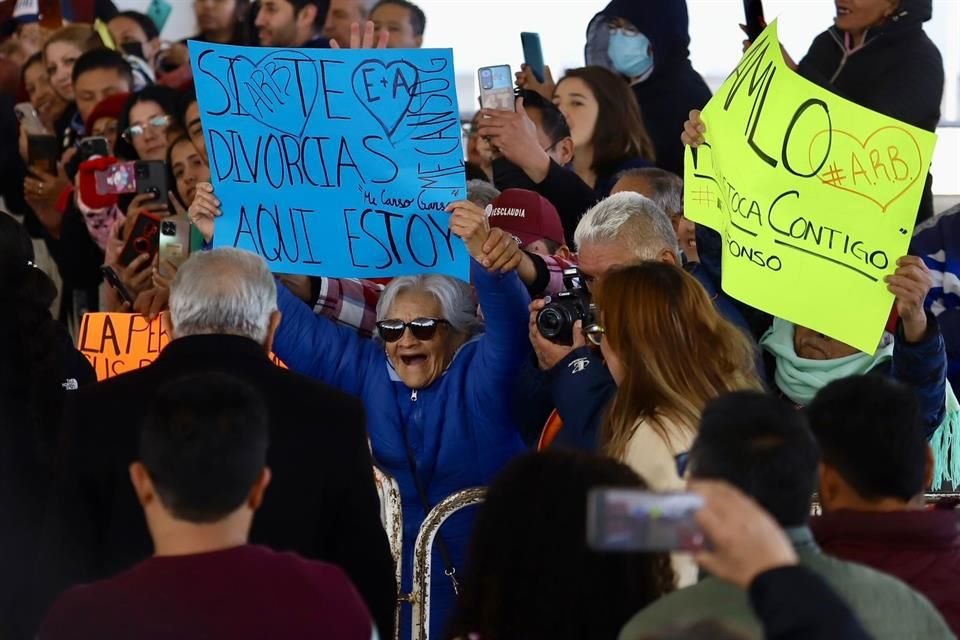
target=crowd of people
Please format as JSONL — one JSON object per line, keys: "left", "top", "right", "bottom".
{"left": 1, "top": 0, "right": 958, "bottom": 639}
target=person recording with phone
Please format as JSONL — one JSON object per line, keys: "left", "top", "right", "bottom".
{"left": 619, "top": 391, "right": 953, "bottom": 640}
{"left": 21, "top": 53, "right": 68, "bottom": 134}
{"left": 479, "top": 90, "right": 592, "bottom": 247}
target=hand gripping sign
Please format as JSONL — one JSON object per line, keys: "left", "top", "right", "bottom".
{"left": 188, "top": 41, "right": 470, "bottom": 281}
{"left": 684, "top": 21, "right": 936, "bottom": 352}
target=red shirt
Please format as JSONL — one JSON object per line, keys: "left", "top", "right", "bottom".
{"left": 39, "top": 544, "right": 375, "bottom": 640}
{"left": 812, "top": 507, "right": 960, "bottom": 636}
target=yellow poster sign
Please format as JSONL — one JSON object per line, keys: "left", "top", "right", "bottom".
{"left": 684, "top": 21, "right": 936, "bottom": 353}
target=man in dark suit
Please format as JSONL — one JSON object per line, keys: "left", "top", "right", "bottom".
{"left": 32, "top": 248, "right": 396, "bottom": 638}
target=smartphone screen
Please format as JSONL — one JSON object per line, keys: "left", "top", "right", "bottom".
{"left": 27, "top": 134, "right": 60, "bottom": 175}
{"left": 586, "top": 489, "right": 707, "bottom": 552}
{"left": 520, "top": 33, "right": 545, "bottom": 83}
{"left": 478, "top": 65, "right": 514, "bottom": 111}
{"left": 743, "top": 0, "right": 766, "bottom": 40}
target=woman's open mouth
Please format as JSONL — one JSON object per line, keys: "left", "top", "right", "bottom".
{"left": 400, "top": 354, "right": 428, "bottom": 367}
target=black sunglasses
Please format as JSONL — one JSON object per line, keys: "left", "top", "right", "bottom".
{"left": 377, "top": 317, "right": 450, "bottom": 343}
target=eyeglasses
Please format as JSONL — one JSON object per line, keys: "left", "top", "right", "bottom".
{"left": 584, "top": 323, "right": 606, "bottom": 347}
{"left": 123, "top": 115, "right": 171, "bottom": 142}
{"left": 377, "top": 318, "right": 450, "bottom": 343}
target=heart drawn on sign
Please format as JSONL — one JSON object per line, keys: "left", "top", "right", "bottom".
{"left": 351, "top": 59, "right": 419, "bottom": 140}
{"left": 807, "top": 126, "right": 924, "bottom": 212}
{"left": 233, "top": 50, "right": 319, "bottom": 137}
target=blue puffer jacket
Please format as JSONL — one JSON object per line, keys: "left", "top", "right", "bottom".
{"left": 272, "top": 260, "right": 531, "bottom": 639}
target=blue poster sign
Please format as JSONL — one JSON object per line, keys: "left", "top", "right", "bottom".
{"left": 188, "top": 41, "right": 469, "bottom": 280}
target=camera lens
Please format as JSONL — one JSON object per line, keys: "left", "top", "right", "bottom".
{"left": 536, "top": 307, "right": 567, "bottom": 340}
{"left": 161, "top": 221, "right": 175, "bottom": 235}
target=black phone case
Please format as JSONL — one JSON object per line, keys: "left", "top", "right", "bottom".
{"left": 100, "top": 265, "right": 135, "bottom": 305}
{"left": 135, "top": 160, "right": 169, "bottom": 205}
{"left": 118, "top": 212, "right": 162, "bottom": 267}
{"left": 743, "top": 0, "right": 766, "bottom": 40}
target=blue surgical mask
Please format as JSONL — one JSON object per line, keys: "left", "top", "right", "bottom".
{"left": 607, "top": 31, "right": 654, "bottom": 80}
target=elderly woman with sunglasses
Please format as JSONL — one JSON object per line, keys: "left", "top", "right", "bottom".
{"left": 188, "top": 185, "right": 532, "bottom": 638}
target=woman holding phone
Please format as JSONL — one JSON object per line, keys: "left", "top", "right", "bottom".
{"left": 683, "top": 0, "right": 943, "bottom": 222}
{"left": 551, "top": 66, "right": 656, "bottom": 197}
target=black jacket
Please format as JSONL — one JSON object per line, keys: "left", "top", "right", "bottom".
{"left": 797, "top": 0, "right": 943, "bottom": 222}
{"left": 31, "top": 335, "right": 396, "bottom": 639}
{"left": 585, "top": 0, "right": 713, "bottom": 176}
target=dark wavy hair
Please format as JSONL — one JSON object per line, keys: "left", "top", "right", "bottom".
{"left": 114, "top": 85, "right": 181, "bottom": 160}
{"left": 0, "top": 214, "right": 65, "bottom": 463}
{"left": 557, "top": 66, "right": 656, "bottom": 173}
{"left": 446, "top": 450, "right": 675, "bottom": 640}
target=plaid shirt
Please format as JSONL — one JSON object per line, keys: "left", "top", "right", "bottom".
{"left": 312, "top": 277, "right": 385, "bottom": 338}
{"left": 311, "top": 254, "right": 579, "bottom": 336}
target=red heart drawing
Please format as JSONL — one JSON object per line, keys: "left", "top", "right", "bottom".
{"left": 807, "top": 126, "right": 924, "bottom": 212}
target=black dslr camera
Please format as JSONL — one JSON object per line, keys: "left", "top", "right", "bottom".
{"left": 536, "top": 268, "right": 596, "bottom": 345}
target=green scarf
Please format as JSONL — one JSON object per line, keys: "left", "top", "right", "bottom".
{"left": 760, "top": 319, "right": 893, "bottom": 406}
{"left": 761, "top": 318, "right": 960, "bottom": 489}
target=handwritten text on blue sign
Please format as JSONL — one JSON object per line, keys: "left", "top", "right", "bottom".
{"left": 189, "top": 42, "right": 469, "bottom": 280}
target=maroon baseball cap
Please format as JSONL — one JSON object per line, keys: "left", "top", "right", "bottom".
{"left": 487, "top": 189, "right": 565, "bottom": 249}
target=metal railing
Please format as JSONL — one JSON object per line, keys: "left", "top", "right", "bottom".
{"left": 373, "top": 465, "right": 405, "bottom": 637}
{"left": 407, "top": 487, "right": 486, "bottom": 640}
{"left": 373, "top": 466, "right": 487, "bottom": 640}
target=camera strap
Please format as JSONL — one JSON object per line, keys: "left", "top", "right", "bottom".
{"left": 399, "top": 422, "right": 461, "bottom": 596}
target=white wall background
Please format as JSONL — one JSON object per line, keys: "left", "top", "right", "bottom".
{"left": 119, "top": 0, "right": 959, "bottom": 198}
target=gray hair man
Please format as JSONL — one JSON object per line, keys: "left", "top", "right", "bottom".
{"left": 466, "top": 179, "right": 501, "bottom": 208}
{"left": 164, "top": 248, "right": 281, "bottom": 351}
{"left": 573, "top": 191, "right": 680, "bottom": 286}
{"left": 527, "top": 191, "right": 751, "bottom": 454}
{"left": 611, "top": 167, "right": 698, "bottom": 262}
{"left": 44, "top": 244, "right": 398, "bottom": 638}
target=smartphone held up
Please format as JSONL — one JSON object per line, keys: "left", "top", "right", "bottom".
{"left": 743, "top": 0, "right": 766, "bottom": 40}
{"left": 478, "top": 64, "right": 515, "bottom": 111}
{"left": 95, "top": 160, "right": 168, "bottom": 204}
{"left": 520, "top": 32, "right": 545, "bottom": 83}
{"left": 587, "top": 489, "right": 708, "bottom": 553}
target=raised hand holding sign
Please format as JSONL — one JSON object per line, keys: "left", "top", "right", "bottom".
{"left": 684, "top": 21, "right": 936, "bottom": 353}
{"left": 189, "top": 41, "right": 469, "bottom": 281}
